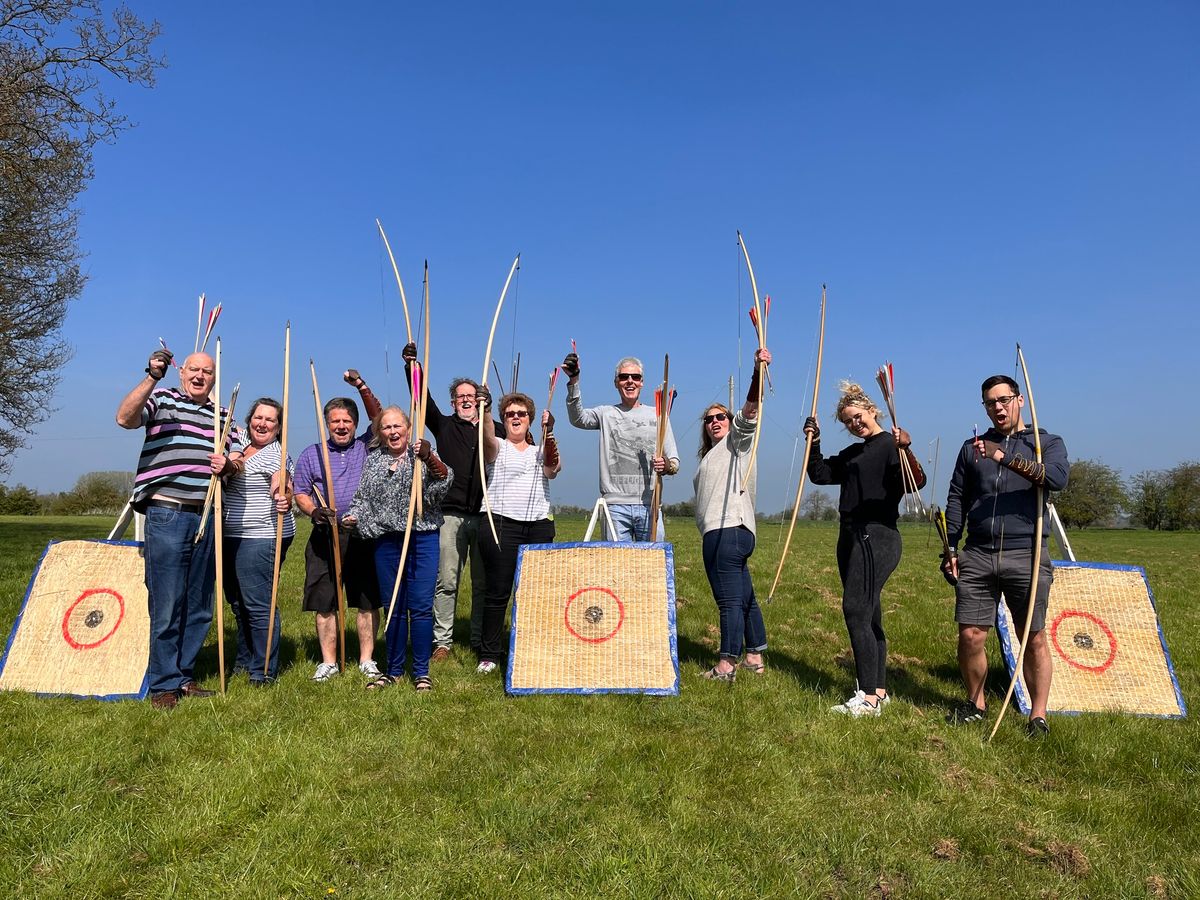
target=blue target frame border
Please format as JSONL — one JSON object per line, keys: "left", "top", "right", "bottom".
{"left": 997, "top": 559, "right": 1187, "bottom": 719}
{"left": 0, "top": 538, "right": 150, "bottom": 702}
{"left": 505, "top": 541, "right": 680, "bottom": 696}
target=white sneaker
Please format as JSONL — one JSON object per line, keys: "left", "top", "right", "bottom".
{"left": 475, "top": 660, "right": 498, "bottom": 675}
{"left": 830, "top": 690, "right": 881, "bottom": 717}
{"left": 312, "top": 662, "right": 339, "bottom": 682}
{"left": 359, "top": 660, "right": 381, "bottom": 678}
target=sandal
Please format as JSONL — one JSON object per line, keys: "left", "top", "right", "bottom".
{"left": 365, "top": 674, "right": 399, "bottom": 690}
{"left": 699, "top": 665, "right": 736, "bottom": 683}
{"left": 414, "top": 675, "right": 433, "bottom": 692}
{"left": 739, "top": 659, "right": 766, "bottom": 674}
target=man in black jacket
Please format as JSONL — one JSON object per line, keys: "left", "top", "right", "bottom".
{"left": 403, "top": 343, "right": 503, "bottom": 660}
{"left": 942, "top": 375, "right": 1070, "bottom": 735}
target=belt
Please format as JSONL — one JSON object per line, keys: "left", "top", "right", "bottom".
{"left": 146, "top": 498, "right": 204, "bottom": 513}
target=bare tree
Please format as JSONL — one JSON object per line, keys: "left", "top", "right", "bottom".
{"left": 0, "top": 1, "right": 162, "bottom": 472}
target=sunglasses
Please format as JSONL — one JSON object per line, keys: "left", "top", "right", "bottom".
{"left": 704, "top": 413, "right": 728, "bottom": 424}
{"left": 505, "top": 409, "right": 530, "bottom": 419}
{"left": 616, "top": 373, "right": 643, "bottom": 383}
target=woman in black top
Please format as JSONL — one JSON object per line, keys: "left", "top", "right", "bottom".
{"left": 805, "top": 381, "right": 925, "bottom": 717}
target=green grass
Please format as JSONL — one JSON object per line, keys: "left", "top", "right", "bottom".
{"left": 0, "top": 515, "right": 1196, "bottom": 897}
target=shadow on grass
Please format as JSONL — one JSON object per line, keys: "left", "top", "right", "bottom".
{"left": 675, "top": 630, "right": 836, "bottom": 696}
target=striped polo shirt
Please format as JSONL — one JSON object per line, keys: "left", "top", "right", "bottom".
{"left": 223, "top": 441, "right": 296, "bottom": 540}
{"left": 133, "top": 387, "right": 229, "bottom": 506}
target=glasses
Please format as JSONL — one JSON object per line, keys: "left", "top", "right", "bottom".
{"left": 505, "top": 409, "right": 530, "bottom": 419}
{"left": 454, "top": 394, "right": 476, "bottom": 405}
{"left": 983, "top": 395, "right": 1018, "bottom": 408}
{"left": 704, "top": 413, "right": 728, "bottom": 424}
{"left": 841, "top": 413, "right": 864, "bottom": 427}
{"left": 616, "top": 373, "right": 643, "bottom": 383}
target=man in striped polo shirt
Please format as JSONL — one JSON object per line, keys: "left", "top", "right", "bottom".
{"left": 117, "top": 349, "right": 232, "bottom": 709}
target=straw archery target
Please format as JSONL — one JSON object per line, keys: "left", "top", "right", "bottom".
{"left": 0, "top": 540, "right": 150, "bottom": 700}
{"left": 506, "top": 542, "right": 679, "bottom": 695}
{"left": 998, "top": 561, "right": 1185, "bottom": 718}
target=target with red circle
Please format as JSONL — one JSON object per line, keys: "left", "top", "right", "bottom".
{"left": 997, "top": 561, "right": 1186, "bottom": 718}
{"left": 564, "top": 586, "right": 625, "bottom": 643}
{"left": 0, "top": 540, "right": 150, "bottom": 700}
{"left": 62, "top": 588, "right": 127, "bottom": 650}
{"left": 508, "top": 542, "right": 679, "bottom": 695}
{"left": 1050, "top": 608, "right": 1117, "bottom": 673}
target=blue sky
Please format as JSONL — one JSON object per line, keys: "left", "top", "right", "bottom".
{"left": 9, "top": 1, "right": 1199, "bottom": 511}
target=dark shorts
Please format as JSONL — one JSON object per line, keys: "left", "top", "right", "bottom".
{"left": 302, "top": 526, "right": 382, "bottom": 613}
{"left": 954, "top": 544, "right": 1053, "bottom": 632}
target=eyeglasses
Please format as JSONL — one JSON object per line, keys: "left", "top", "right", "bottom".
{"left": 505, "top": 409, "right": 530, "bottom": 419}
{"left": 703, "top": 413, "right": 728, "bottom": 424}
{"left": 983, "top": 395, "right": 1018, "bottom": 408}
{"left": 616, "top": 373, "right": 643, "bottom": 383}
{"left": 453, "top": 395, "right": 476, "bottom": 405}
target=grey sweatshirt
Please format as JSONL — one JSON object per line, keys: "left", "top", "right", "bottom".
{"left": 566, "top": 382, "right": 679, "bottom": 504}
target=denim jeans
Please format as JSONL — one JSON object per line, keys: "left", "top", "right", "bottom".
{"left": 605, "top": 503, "right": 665, "bottom": 542}
{"left": 478, "top": 515, "right": 556, "bottom": 662}
{"left": 432, "top": 513, "right": 485, "bottom": 649}
{"left": 143, "top": 505, "right": 216, "bottom": 694}
{"left": 702, "top": 526, "right": 767, "bottom": 660}
{"left": 375, "top": 530, "right": 439, "bottom": 678}
{"left": 223, "top": 535, "right": 292, "bottom": 682}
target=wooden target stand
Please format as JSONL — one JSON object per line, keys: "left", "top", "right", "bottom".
{"left": 996, "top": 504, "right": 1186, "bottom": 719}
{"left": 505, "top": 498, "right": 680, "bottom": 695}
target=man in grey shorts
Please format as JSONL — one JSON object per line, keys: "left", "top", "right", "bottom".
{"left": 941, "top": 375, "right": 1070, "bottom": 735}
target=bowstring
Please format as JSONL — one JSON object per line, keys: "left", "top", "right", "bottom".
{"left": 376, "top": 231, "right": 391, "bottom": 405}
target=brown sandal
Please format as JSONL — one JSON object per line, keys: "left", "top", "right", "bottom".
{"left": 366, "top": 674, "right": 399, "bottom": 690}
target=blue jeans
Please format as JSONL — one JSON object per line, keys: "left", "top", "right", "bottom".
{"left": 702, "top": 526, "right": 767, "bottom": 660}
{"left": 375, "top": 530, "right": 439, "bottom": 678}
{"left": 606, "top": 503, "right": 665, "bottom": 542}
{"left": 143, "top": 505, "right": 216, "bottom": 694}
{"left": 223, "top": 535, "right": 292, "bottom": 682}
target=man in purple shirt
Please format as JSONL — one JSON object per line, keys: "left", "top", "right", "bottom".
{"left": 293, "top": 370, "right": 382, "bottom": 681}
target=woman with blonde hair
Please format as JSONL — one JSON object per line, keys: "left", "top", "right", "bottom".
{"left": 805, "top": 381, "right": 925, "bottom": 716}
{"left": 346, "top": 405, "right": 452, "bottom": 691}
{"left": 693, "top": 347, "right": 771, "bottom": 682}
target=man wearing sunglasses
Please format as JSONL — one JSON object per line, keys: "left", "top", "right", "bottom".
{"left": 563, "top": 350, "right": 679, "bottom": 541}
{"left": 942, "top": 375, "right": 1070, "bottom": 736}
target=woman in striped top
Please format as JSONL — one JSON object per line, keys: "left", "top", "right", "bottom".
{"left": 223, "top": 398, "right": 295, "bottom": 685}
{"left": 475, "top": 392, "right": 561, "bottom": 674}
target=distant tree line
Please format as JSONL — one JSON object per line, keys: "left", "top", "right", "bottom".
{"left": 6, "top": 461, "right": 1199, "bottom": 531}
{"left": 0, "top": 471, "right": 133, "bottom": 516}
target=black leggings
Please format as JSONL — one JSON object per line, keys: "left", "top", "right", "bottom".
{"left": 836, "top": 523, "right": 902, "bottom": 694}
{"left": 478, "top": 515, "right": 555, "bottom": 662}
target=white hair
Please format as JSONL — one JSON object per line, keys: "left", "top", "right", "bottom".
{"left": 613, "top": 357, "right": 643, "bottom": 378}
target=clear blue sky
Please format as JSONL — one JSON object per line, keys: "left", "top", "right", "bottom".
{"left": 9, "top": 1, "right": 1199, "bottom": 511}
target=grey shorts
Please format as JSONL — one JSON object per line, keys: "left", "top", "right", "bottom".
{"left": 954, "top": 544, "right": 1053, "bottom": 632}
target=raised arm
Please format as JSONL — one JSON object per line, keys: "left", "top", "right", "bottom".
{"left": 116, "top": 349, "right": 173, "bottom": 428}
{"left": 344, "top": 368, "right": 381, "bottom": 422}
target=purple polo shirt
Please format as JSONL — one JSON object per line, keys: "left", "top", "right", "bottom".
{"left": 293, "top": 431, "right": 371, "bottom": 512}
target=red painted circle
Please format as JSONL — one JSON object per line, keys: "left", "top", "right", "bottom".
{"left": 61, "top": 588, "right": 125, "bottom": 650}
{"left": 564, "top": 586, "right": 625, "bottom": 644}
{"left": 1050, "top": 609, "right": 1117, "bottom": 673}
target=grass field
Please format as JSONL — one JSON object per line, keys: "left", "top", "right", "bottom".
{"left": 0, "top": 515, "right": 1196, "bottom": 897}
